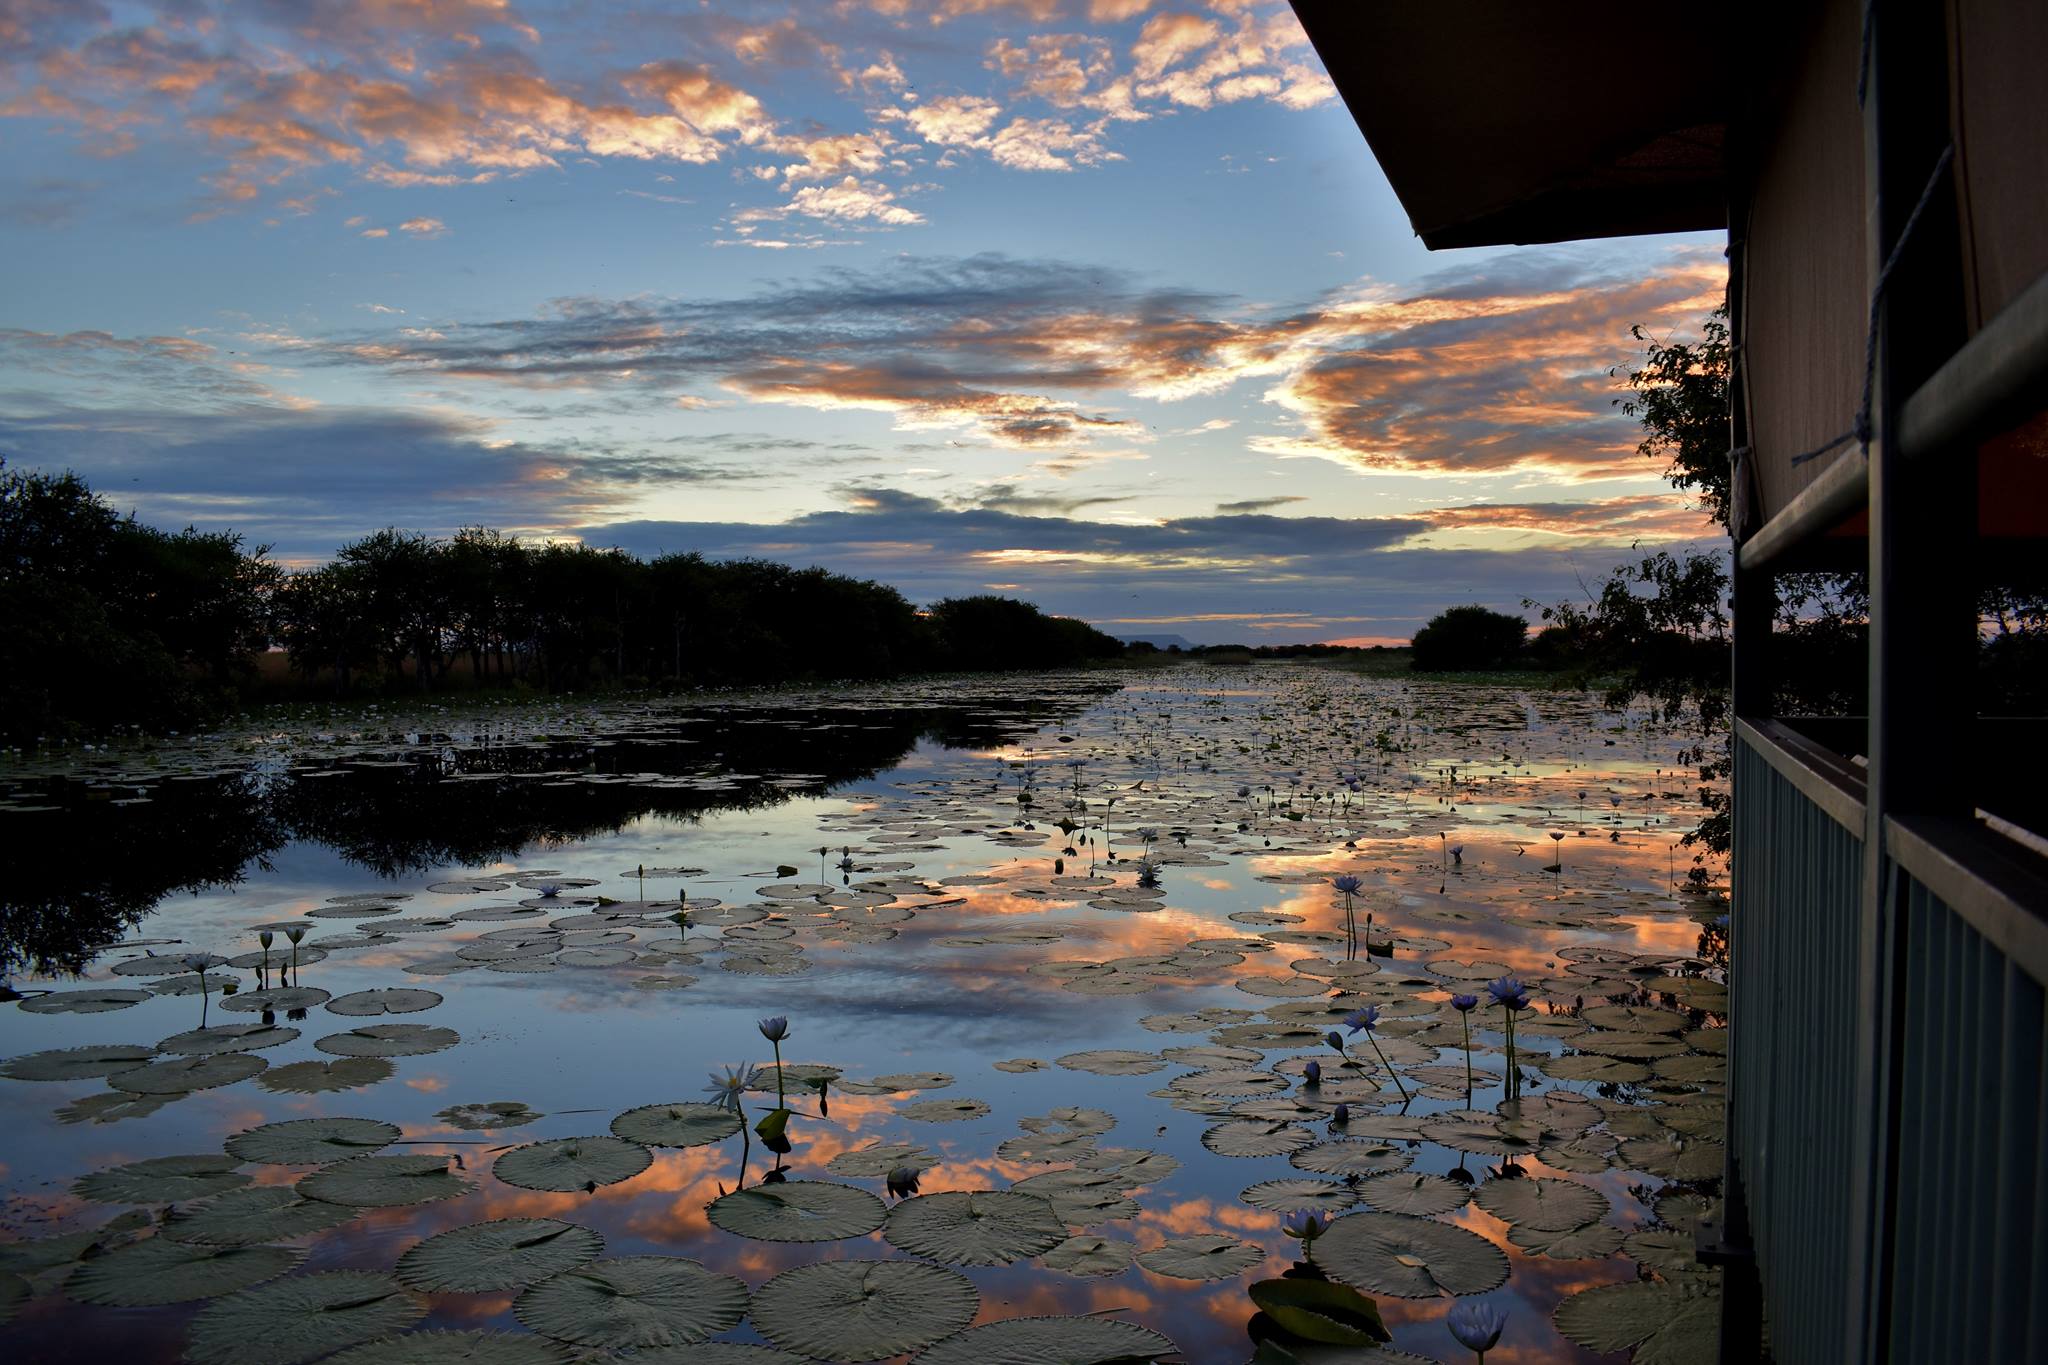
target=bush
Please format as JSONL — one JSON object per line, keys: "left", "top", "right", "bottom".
{"left": 1409, "top": 605, "right": 1528, "bottom": 671}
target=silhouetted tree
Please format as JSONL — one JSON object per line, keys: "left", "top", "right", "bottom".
{"left": 1409, "top": 605, "right": 1528, "bottom": 671}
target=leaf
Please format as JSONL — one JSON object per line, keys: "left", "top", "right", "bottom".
{"left": 608, "top": 1102, "right": 739, "bottom": 1148}
{"left": 494, "top": 1136, "right": 652, "bottom": 1192}
{"left": 1289, "top": 1141, "right": 1413, "bottom": 1178}
{"left": 749, "top": 1259, "right": 979, "bottom": 1360}
{"left": 226, "top": 1118, "right": 402, "bottom": 1166}
{"left": 163, "top": 1188, "right": 360, "bottom": 1246}
{"left": 326, "top": 1331, "right": 571, "bottom": 1365}
{"left": 184, "top": 1271, "right": 427, "bottom": 1365}
{"left": 1355, "top": 1173, "right": 1470, "bottom": 1218}
{"left": 705, "top": 1181, "right": 886, "bottom": 1243}
{"left": 1239, "top": 1179, "right": 1359, "bottom": 1215}
{"left": 1042, "top": 1234, "right": 1135, "bottom": 1277}
{"left": 1553, "top": 1279, "right": 1721, "bottom": 1365}
{"left": 258, "top": 1058, "right": 395, "bottom": 1095}
{"left": 1203, "top": 1121, "right": 1316, "bottom": 1158}
{"left": 108, "top": 1053, "right": 267, "bottom": 1094}
{"left": 325, "top": 988, "right": 443, "bottom": 1016}
{"left": 396, "top": 1219, "right": 603, "bottom": 1293}
{"left": 314, "top": 1024, "right": 460, "bottom": 1058}
{"left": 1247, "top": 1277, "right": 1391, "bottom": 1346}
{"left": 0, "top": 1044, "right": 156, "bottom": 1082}
{"left": 67, "top": 1238, "right": 301, "bottom": 1305}
{"left": 513, "top": 1256, "right": 747, "bottom": 1348}
{"left": 298, "top": 1155, "right": 472, "bottom": 1208}
{"left": 1136, "top": 1234, "right": 1264, "bottom": 1281}
{"left": 825, "top": 1141, "right": 938, "bottom": 1178}
{"left": 909, "top": 1315, "right": 1175, "bottom": 1365}
{"left": 1471, "top": 1176, "right": 1609, "bottom": 1230}
{"left": 754, "top": 1107, "right": 792, "bottom": 1142}
{"left": 1317, "top": 1212, "right": 1510, "bottom": 1299}
{"left": 74, "top": 1153, "right": 249, "bottom": 1204}
{"left": 883, "top": 1190, "right": 1067, "bottom": 1266}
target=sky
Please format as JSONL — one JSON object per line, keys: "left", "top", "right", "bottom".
{"left": 0, "top": 0, "right": 1729, "bottom": 645}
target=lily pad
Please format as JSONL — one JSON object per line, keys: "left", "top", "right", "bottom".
{"left": 438, "top": 1100, "right": 542, "bottom": 1130}
{"left": 315, "top": 1024, "right": 460, "bottom": 1058}
{"left": 396, "top": 1219, "right": 604, "bottom": 1292}
{"left": 884, "top": 1190, "right": 1066, "bottom": 1266}
{"left": 226, "top": 1117, "right": 403, "bottom": 1165}
{"left": 184, "top": 1270, "right": 427, "bottom": 1365}
{"left": 110, "top": 1053, "right": 267, "bottom": 1094}
{"left": 1317, "top": 1212, "right": 1510, "bottom": 1298}
{"left": 67, "top": 1238, "right": 301, "bottom": 1305}
{"left": 1135, "top": 1234, "right": 1264, "bottom": 1280}
{"left": 17, "top": 988, "right": 151, "bottom": 1013}
{"left": 326, "top": 988, "right": 442, "bottom": 1016}
{"left": 164, "top": 1187, "right": 361, "bottom": 1246}
{"left": 260, "top": 1058, "right": 395, "bottom": 1094}
{"left": 910, "top": 1315, "right": 1175, "bottom": 1365}
{"left": 1042, "top": 1234, "right": 1136, "bottom": 1277}
{"left": 0, "top": 1043, "right": 156, "bottom": 1082}
{"left": 826, "top": 1141, "right": 940, "bottom": 1178}
{"left": 76, "top": 1153, "right": 249, "bottom": 1204}
{"left": 1356, "top": 1172, "right": 1470, "bottom": 1218}
{"left": 902, "top": 1097, "right": 991, "bottom": 1122}
{"left": 1511, "top": 1221, "right": 1626, "bottom": 1259}
{"left": 750, "top": 1259, "right": 979, "bottom": 1360}
{"left": 1471, "top": 1176, "right": 1608, "bottom": 1230}
{"left": 1202, "top": 1120, "right": 1317, "bottom": 1158}
{"left": 56, "top": 1090, "right": 179, "bottom": 1124}
{"left": 1056, "top": 1049, "right": 1165, "bottom": 1075}
{"left": 609, "top": 1102, "right": 742, "bottom": 1148}
{"left": 494, "top": 1136, "right": 653, "bottom": 1192}
{"left": 222, "top": 987, "right": 331, "bottom": 1013}
{"left": 326, "top": 1332, "right": 572, "bottom": 1365}
{"left": 157, "top": 1023, "right": 300, "bottom": 1056}
{"left": 1552, "top": 1278, "right": 1720, "bottom": 1365}
{"left": 706, "top": 1181, "right": 887, "bottom": 1243}
{"left": 1239, "top": 1178, "right": 1360, "bottom": 1214}
{"left": 299, "top": 1154, "right": 472, "bottom": 1208}
{"left": 1289, "top": 1141, "right": 1413, "bottom": 1178}
{"left": 513, "top": 1256, "right": 747, "bottom": 1348}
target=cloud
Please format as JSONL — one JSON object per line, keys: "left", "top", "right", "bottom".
{"left": 305, "top": 248, "right": 1724, "bottom": 478}
{"left": 1215, "top": 495, "right": 1303, "bottom": 514}
{"left": 397, "top": 215, "right": 447, "bottom": 235}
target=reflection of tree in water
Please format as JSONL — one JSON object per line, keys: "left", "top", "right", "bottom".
{"left": 2, "top": 690, "right": 1114, "bottom": 976}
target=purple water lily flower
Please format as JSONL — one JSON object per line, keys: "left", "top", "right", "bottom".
{"left": 757, "top": 1016, "right": 789, "bottom": 1041}
{"left": 1343, "top": 1006, "right": 1380, "bottom": 1034}
{"left": 1486, "top": 977, "right": 1530, "bottom": 1011}
{"left": 886, "top": 1166, "right": 921, "bottom": 1199}
{"left": 1280, "top": 1209, "right": 1328, "bottom": 1241}
{"left": 1325, "top": 1030, "right": 1345, "bottom": 1052}
{"left": 1331, "top": 1102, "right": 1350, "bottom": 1124}
{"left": 1451, "top": 993, "right": 1480, "bottom": 1012}
{"left": 1302, "top": 1059, "right": 1321, "bottom": 1086}
{"left": 1331, "top": 874, "right": 1364, "bottom": 896}
{"left": 1447, "top": 1300, "right": 1507, "bottom": 1357}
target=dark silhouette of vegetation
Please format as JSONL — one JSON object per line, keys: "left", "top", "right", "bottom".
{"left": 0, "top": 465, "right": 1126, "bottom": 742}
{"left": 1409, "top": 605, "right": 1529, "bottom": 671}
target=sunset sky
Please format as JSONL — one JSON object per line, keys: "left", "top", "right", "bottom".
{"left": 1, "top": 0, "right": 1728, "bottom": 644}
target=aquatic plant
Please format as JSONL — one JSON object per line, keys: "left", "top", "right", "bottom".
{"left": 1280, "top": 1208, "right": 1328, "bottom": 1263}
{"left": 1343, "top": 1005, "right": 1410, "bottom": 1104}
{"left": 758, "top": 1016, "right": 790, "bottom": 1107}
{"left": 1451, "top": 993, "right": 1480, "bottom": 1095}
{"left": 1486, "top": 977, "right": 1531, "bottom": 1099}
{"left": 1446, "top": 1300, "right": 1507, "bottom": 1361}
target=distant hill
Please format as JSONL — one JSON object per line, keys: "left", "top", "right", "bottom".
{"left": 1115, "top": 633, "right": 1195, "bottom": 649}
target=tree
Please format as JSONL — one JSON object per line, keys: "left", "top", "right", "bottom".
{"left": 1409, "top": 605, "right": 1528, "bottom": 671}
{"left": 1615, "top": 304, "right": 1733, "bottom": 525}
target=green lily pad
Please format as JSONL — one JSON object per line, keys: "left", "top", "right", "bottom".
{"left": 1317, "top": 1212, "right": 1510, "bottom": 1298}
{"left": 1509, "top": 1221, "right": 1626, "bottom": 1259}
{"left": 1289, "top": 1141, "right": 1413, "bottom": 1178}
{"left": 1247, "top": 1277, "right": 1391, "bottom": 1346}
{"left": 67, "top": 1238, "right": 301, "bottom": 1305}
{"left": 163, "top": 1187, "right": 361, "bottom": 1245}
{"left": 1356, "top": 1172, "right": 1470, "bottom": 1218}
{"left": 226, "top": 1117, "right": 403, "bottom": 1165}
{"left": 0, "top": 1043, "right": 156, "bottom": 1082}
{"left": 1553, "top": 1278, "right": 1720, "bottom": 1365}
{"left": 157, "top": 1023, "right": 300, "bottom": 1055}
{"left": 1202, "top": 1121, "right": 1317, "bottom": 1158}
{"left": 609, "top": 1102, "right": 742, "bottom": 1148}
{"left": 56, "top": 1090, "right": 179, "bottom": 1124}
{"left": 17, "top": 988, "right": 151, "bottom": 1013}
{"left": 299, "top": 1154, "right": 472, "bottom": 1208}
{"left": 222, "top": 987, "right": 330, "bottom": 1013}
{"left": 259, "top": 1058, "right": 394, "bottom": 1094}
{"left": 1042, "top": 1234, "right": 1135, "bottom": 1277}
{"left": 883, "top": 1190, "right": 1066, "bottom": 1266}
{"left": 1618, "top": 1137, "right": 1725, "bottom": 1181}
{"left": 315, "top": 1025, "right": 460, "bottom": 1058}
{"left": 184, "top": 1270, "right": 427, "bottom": 1365}
{"left": 326, "top": 1331, "right": 571, "bottom": 1365}
{"left": 1472, "top": 1176, "right": 1608, "bottom": 1230}
{"left": 438, "top": 1100, "right": 542, "bottom": 1130}
{"left": 902, "top": 1097, "right": 991, "bottom": 1122}
{"left": 109, "top": 1053, "right": 267, "bottom": 1094}
{"left": 1056, "top": 1050, "right": 1165, "bottom": 1075}
{"left": 826, "top": 1141, "right": 940, "bottom": 1178}
{"left": 513, "top": 1256, "right": 747, "bottom": 1348}
{"left": 1136, "top": 1234, "right": 1264, "bottom": 1280}
{"left": 396, "top": 1219, "right": 604, "bottom": 1292}
{"left": 910, "top": 1315, "right": 1174, "bottom": 1365}
{"left": 750, "top": 1259, "right": 979, "bottom": 1360}
{"left": 1240, "top": 1178, "right": 1360, "bottom": 1214}
{"left": 707, "top": 1181, "right": 886, "bottom": 1243}
{"left": 326, "top": 988, "right": 443, "bottom": 1016}
{"left": 494, "top": 1136, "right": 652, "bottom": 1192}
{"left": 75, "top": 1153, "right": 249, "bottom": 1203}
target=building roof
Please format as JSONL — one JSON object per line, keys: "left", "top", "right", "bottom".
{"left": 1292, "top": 4, "right": 1731, "bottom": 248}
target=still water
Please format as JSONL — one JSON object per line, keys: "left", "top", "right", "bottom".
{"left": 0, "top": 667, "right": 1725, "bottom": 1364}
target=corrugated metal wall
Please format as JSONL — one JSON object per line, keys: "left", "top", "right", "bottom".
{"left": 1887, "top": 872, "right": 2048, "bottom": 1361}
{"left": 1733, "top": 735, "right": 1863, "bottom": 1365}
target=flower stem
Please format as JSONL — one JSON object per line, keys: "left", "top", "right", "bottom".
{"left": 771, "top": 1039, "right": 786, "bottom": 1108}
{"left": 1368, "top": 1033, "right": 1409, "bottom": 1103}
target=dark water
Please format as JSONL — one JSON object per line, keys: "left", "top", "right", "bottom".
{"left": 0, "top": 667, "right": 1725, "bottom": 1364}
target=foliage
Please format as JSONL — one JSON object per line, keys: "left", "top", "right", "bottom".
{"left": 1408, "top": 605, "right": 1529, "bottom": 672}
{"left": 1614, "top": 304, "right": 1732, "bottom": 525}
{"left": 925, "top": 596, "right": 1124, "bottom": 672}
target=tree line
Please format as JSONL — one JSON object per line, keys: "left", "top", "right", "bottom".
{"left": 0, "top": 464, "right": 1125, "bottom": 742}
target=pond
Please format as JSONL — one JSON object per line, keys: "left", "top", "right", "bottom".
{"left": 0, "top": 666, "right": 1726, "bottom": 1364}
